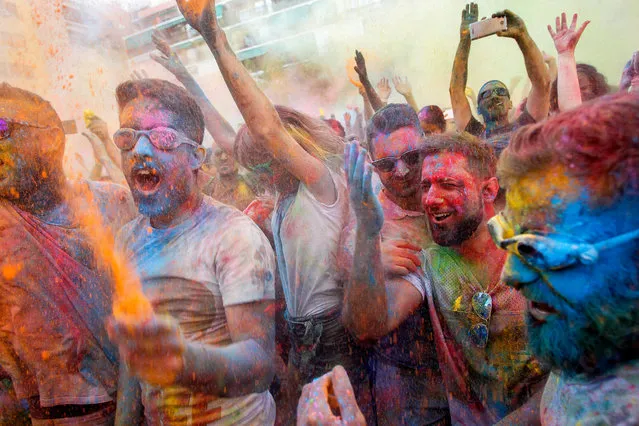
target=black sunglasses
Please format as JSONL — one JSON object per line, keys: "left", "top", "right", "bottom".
{"left": 0, "top": 118, "right": 53, "bottom": 140}
{"left": 479, "top": 87, "right": 509, "bottom": 101}
{"left": 371, "top": 149, "right": 424, "bottom": 173}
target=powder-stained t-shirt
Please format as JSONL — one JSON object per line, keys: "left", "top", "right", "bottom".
{"left": 276, "top": 169, "right": 354, "bottom": 318}
{"left": 116, "top": 196, "right": 276, "bottom": 425}
{"left": 540, "top": 361, "right": 639, "bottom": 425}
{"left": 405, "top": 246, "right": 548, "bottom": 425}
{"left": 0, "top": 180, "right": 135, "bottom": 407}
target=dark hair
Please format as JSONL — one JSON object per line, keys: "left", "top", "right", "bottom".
{"left": 499, "top": 92, "right": 639, "bottom": 205}
{"left": 366, "top": 103, "right": 424, "bottom": 157}
{"left": 550, "top": 63, "right": 610, "bottom": 112}
{"left": 115, "top": 79, "right": 205, "bottom": 144}
{"left": 418, "top": 105, "right": 446, "bottom": 134}
{"left": 423, "top": 132, "right": 496, "bottom": 179}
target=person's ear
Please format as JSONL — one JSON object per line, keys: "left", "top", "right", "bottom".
{"left": 190, "top": 146, "right": 206, "bottom": 170}
{"left": 482, "top": 177, "right": 499, "bottom": 203}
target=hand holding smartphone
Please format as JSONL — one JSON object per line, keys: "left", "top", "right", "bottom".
{"left": 470, "top": 16, "right": 508, "bottom": 40}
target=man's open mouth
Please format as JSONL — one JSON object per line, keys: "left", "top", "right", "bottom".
{"left": 430, "top": 211, "right": 454, "bottom": 224}
{"left": 528, "top": 300, "right": 559, "bottom": 323}
{"left": 132, "top": 166, "right": 161, "bottom": 194}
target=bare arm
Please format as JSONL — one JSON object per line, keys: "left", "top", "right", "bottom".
{"left": 177, "top": 1, "right": 336, "bottom": 204}
{"left": 342, "top": 144, "right": 422, "bottom": 341}
{"left": 547, "top": 13, "right": 590, "bottom": 112}
{"left": 151, "top": 31, "right": 237, "bottom": 155}
{"left": 82, "top": 132, "right": 127, "bottom": 185}
{"left": 495, "top": 9, "right": 551, "bottom": 121}
{"left": 178, "top": 300, "right": 275, "bottom": 396}
{"left": 87, "top": 116, "right": 122, "bottom": 169}
{"left": 354, "top": 50, "right": 386, "bottom": 112}
{"left": 393, "top": 76, "right": 419, "bottom": 112}
{"left": 359, "top": 86, "right": 374, "bottom": 122}
{"left": 450, "top": 3, "right": 478, "bottom": 131}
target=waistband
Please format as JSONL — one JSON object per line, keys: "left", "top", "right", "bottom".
{"left": 28, "top": 397, "right": 115, "bottom": 420}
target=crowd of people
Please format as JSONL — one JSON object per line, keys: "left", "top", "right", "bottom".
{"left": 0, "top": 1, "right": 638, "bottom": 425}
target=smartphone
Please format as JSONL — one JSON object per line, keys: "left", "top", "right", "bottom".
{"left": 62, "top": 119, "right": 78, "bottom": 135}
{"left": 470, "top": 17, "right": 508, "bottom": 40}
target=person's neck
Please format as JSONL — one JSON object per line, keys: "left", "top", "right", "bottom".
{"left": 382, "top": 187, "right": 422, "bottom": 212}
{"left": 486, "top": 115, "right": 510, "bottom": 131}
{"left": 14, "top": 173, "right": 69, "bottom": 223}
{"left": 150, "top": 191, "right": 203, "bottom": 229}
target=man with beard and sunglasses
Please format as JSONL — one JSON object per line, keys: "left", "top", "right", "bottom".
{"left": 491, "top": 92, "right": 639, "bottom": 424}
{"left": 0, "top": 83, "right": 136, "bottom": 425}
{"left": 346, "top": 103, "right": 449, "bottom": 425}
{"left": 108, "top": 79, "right": 277, "bottom": 425}
{"left": 450, "top": 4, "right": 550, "bottom": 154}
{"left": 344, "top": 133, "right": 548, "bottom": 425}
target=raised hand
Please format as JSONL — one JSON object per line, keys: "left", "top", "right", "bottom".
{"left": 343, "top": 111, "right": 352, "bottom": 126}
{"left": 130, "top": 69, "right": 148, "bottom": 81}
{"left": 460, "top": 3, "right": 479, "bottom": 39}
{"left": 493, "top": 9, "right": 528, "bottom": 40}
{"left": 297, "top": 366, "right": 366, "bottom": 426}
{"left": 150, "top": 31, "right": 189, "bottom": 77}
{"left": 392, "top": 76, "right": 412, "bottom": 96}
{"left": 344, "top": 143, "right": 383, "bottom": 237}
{"left": 176, "top": 0, "right": 218, "bottom": 40}
{"left": 86, "top": 115, "right": 109, "bottom": 141}
{"left": 376, "top": 78, "right": 391, "bottom": 102}
{"left": 547, "top": 13, "right": 590, "bottom": 55}
{"left": 107, "top": 315, "right": 186, "bottom": 387}
{"left": 382, "top": 239, "right": 422, "bottom": 276}
{"left": 353, "top": 50, "right": 369, "bottom": 84}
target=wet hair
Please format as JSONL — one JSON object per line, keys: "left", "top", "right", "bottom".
{"left": 417, "top": 105, "right": 446, "bottom": 134}
{"left": 499, "top": 92, "right": 639, "bottom": 205}
{"left": 115, "top": 79, "right": 205, "bottom": 144}
{"left": 477, "top": 80, "right": 510, "bottom": 104}
{"left": 423, "top": 132, "right": 496, "bottom": 179}
{"left": 323, "top": 118, "right": 346, "bottom": 138}
{"left": 233, "top": 105, "right": 344, "bottom": 172}
{"left": 550, "top": 63, "right": 610, "bottom": 112}
{"left": 366, "top": 103, "right": 424, "bottom": 158}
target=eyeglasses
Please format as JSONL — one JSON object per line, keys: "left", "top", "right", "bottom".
{"left": 0, "top": 118, "right": 54, "bottom": 140}
{"left": 479, "top": 87, "right": 509, "bottom": 101}
{"left": 470, "top": 291, "right": 492, "bottom": 348}
{"left": 488, "top": 213, "right": 639, "bottom": 271}
{"left": 371, "top": 149, "right": 423, "bottom": 173}
{"left": 113, "top": 127, "right": 200, "bottom": 151}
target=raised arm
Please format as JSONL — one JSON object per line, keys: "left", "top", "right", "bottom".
{"left": 82, "top": 132, "right": 127, "bottom": 185}
{"left": 547, "top": 13, "right": 590, "bottom": 112}
{"left": 494, "top": 9, "right": 551, "bottom": 121}
{"left": 393, "top": 76, "right": 419, "bottom": 112}
{"left": 176, "top": 0, "right": 335, "bottom": 203}
{"left": 376, "top": 77, "right": 392, "bottom": 105}
{"left": 450, "top": 3, "right": 478, "bottom": 131}
{"left": 354, "top": 50, "right": 386, "bottom": 112}
{"left": 151, "top": 31, "right": 237, "bottom": 155}
{"left": 342, "top": 143, "right": 423, "bottom": 341}
{"left": 359, "top": 85, "right": 374, "bottom": 122}
{"left": 86, "top": 114, "right": 121, "bottom": 169}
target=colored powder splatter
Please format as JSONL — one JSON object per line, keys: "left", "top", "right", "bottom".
{"left": 1, "top": 263, "right": 23, "bottom": 280}
{"left": 70, "top": 185, "right": 153, "bottom": 322}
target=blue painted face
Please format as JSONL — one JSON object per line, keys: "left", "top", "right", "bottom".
{"left": 119, "top": 97, "right": 203, "bottom": 223}
{"left": 500, "top": 175, "right": 639, "bottom": 376}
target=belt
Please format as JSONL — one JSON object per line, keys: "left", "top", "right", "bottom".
{"left": 28, "top": 396, "right": 116, "bottom": 420}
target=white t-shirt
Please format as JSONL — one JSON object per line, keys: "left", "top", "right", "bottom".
{"left": 116, "top": 196, "right": 276, "bottom": 425}
{"left": 276, "top": 169, "right": 354, "bottom": 318}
